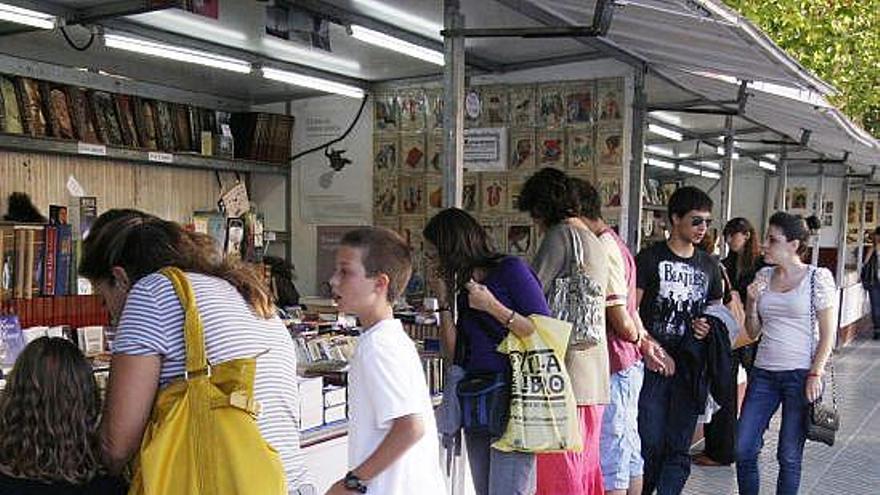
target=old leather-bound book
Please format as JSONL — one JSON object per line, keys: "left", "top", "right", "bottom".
{"left": 114, "top": 94, "right": 140, "bottom": 148}
{"left": 131, "top": 97, "right": 155, "bottom": 150}
{"left": 16, "top": 77, "right": 47, "bottom": 137}
{"left": 172, "top": 103, "right": 191, "bottom": 151}
{"left": 47, "top": 87, "right": 76, "bottom": 140}
{"left": 65, "top": 87, "right": 98, "bottom": 143}
{"left": 188, "top": 105, "right": 202, "bottom": 152}
{"left": 154, "top": 101, "right": 176, "bottom": 151}
{"left": 92, "top": 91, "right": 124, "bottom": 146}
{"left": 0, "top": 76, "right": 24, "bottom": 134}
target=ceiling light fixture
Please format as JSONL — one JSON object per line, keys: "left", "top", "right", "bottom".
{"left": 648, "top": 123, "right": 683, "bottom": 141}
{"left": 350, "top": 25, "right": 444, "bottom": 65}
{"left": 701, "top": 170, "right": 721, "bottom": 179}
{"left": 0, "top": 2, "right": 56, "bottom": 29}
{"left": 261, "top": 67, "right": 365, "bottom": 99}
{"left": 758, "top": 160, "right": 777, "bottom": 172}
{"left": 650, "top": 111, "right": 682, "bottom": 126}
{"left": 695, "top": 160, "right": 721, "bottom": 170}
{"left": 646, "top": 158, "right": 675, "bottom": 170}
{"left": 352, "top": 0, "right": 443, "bottom": 40}
{"left": 678, "top": 165, "right": 701, "bottom": 176}
{"left": 262, "top": 36, "right": 361, "bottom": 72}
{"left": 717, "top": 146, "right": 740, "bottom": 159}
{"left": 647, "top": 145, "right": 675, "bottom": 157}
{"left": 103, "top": 33, "right": 252, "bottom": 73}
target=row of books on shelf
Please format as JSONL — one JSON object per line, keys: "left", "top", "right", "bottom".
{"left": 0, "top": 73, "right": 294, "bottom": 164}
{"left": 0, "top": 314, "right": 112, "bottom": 369}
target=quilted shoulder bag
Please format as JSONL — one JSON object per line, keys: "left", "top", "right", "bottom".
{"left": 548, "top": 226, "right": 605, "bottom": 348}
{"left": 806, "top": 267, "right": 840, "bottom": 447}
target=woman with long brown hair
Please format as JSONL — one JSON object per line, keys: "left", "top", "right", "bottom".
{"left": 0, "top": 337, "right": 126, "bottom": 494}
{"left": 423, "top": 208, "right": 549, "bottom": 495}
{"left": 78, "top": 209, "right": 310, "bottom": 494}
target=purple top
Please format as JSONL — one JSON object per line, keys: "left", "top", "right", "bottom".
{"left": 457, "top": 256, "right": 550, "bottom": 373}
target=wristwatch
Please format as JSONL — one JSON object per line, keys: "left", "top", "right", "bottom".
{"left": 344, "top": 471, "right": 368, "bottom": 493}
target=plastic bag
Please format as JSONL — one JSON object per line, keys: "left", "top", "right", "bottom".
{"left": 492, "top": 315, "right": 582, "bottom": 453}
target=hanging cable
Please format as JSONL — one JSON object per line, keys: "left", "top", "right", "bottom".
{"left": 61, "top": 26, "right": 95, "bottom": 52}
{"left": 289, "top": 94, "right": 369, "bottom": 163}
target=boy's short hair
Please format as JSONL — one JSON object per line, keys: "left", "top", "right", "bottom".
{"left": 341, "top": 227, "right": 413, "bottom": 303}
{"left": 668, "top": 186, "right": 713, "bottom": 223}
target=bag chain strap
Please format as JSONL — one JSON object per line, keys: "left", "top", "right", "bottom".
{"left": 809, "top": 267, "right": 837, "bottom": 410}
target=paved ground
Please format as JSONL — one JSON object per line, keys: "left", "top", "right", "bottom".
{"left": 684, "top": 336, "right": 880, "bottom": 494}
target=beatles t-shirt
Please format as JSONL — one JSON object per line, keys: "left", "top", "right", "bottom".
{"left": 635, "top": 242, "right": 723, "bottom": 350}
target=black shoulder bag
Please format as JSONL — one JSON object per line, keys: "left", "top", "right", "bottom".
{"left": 456, "top": 310, "right": 511, "bottom": 438}
{"left": 806, "top": 268, "right": 840, "bottom": 446}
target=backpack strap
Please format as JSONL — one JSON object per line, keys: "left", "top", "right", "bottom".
{"left": 160, "top": 266, "right": 210, "bottom": 379}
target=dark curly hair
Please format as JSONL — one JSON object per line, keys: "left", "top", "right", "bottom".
{"left": 769, "top": 211, "right": 810, "bottom": 256}
{"left": 517, "top": 167, "right": 579, "bottom": 226}
{"left": 568, "top": 176, "right": 602, "bottom": 220}
{"left": 0, "top": 337, "right": 102, "bottom": 484}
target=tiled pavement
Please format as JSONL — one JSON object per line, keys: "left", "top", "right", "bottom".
{"left": 684, "top": 336, "right": 880, "bottom": 494}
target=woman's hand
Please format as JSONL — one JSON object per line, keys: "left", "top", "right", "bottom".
{"left": 465, "top": 280, "right": 498, "bottom": 314}
{"left": 806, "top": 374, "right": 824, "bottom": 403}
{"left": 746, "top": 279, "right": 766, "bottom": 307}
{"left": 426, "top": 262, "right": 449, "bottom": 304}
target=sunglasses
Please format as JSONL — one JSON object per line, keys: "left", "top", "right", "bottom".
{"left": 691, "top": 216, "right": 713, "bottom": 227}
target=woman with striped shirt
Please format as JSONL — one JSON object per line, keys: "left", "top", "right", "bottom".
{"left": 79, "top": 209, "right": 311, "bottom": 494}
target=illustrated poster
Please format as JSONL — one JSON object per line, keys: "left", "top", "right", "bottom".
{"left": 567, "top": 128, "right": 594, "bottom": 171}
{"left": 565, "top": 83, "right": 594, "bottom": 125}
{"left": 538, "top": 85, "right": 565, "bottom": 128}
{"left": 398, "top": 90, "right": 426, "bottom": 131}
{"left": 510, "top": 86, "right": 535, "bottom": 126}
{"left": 480, "top": 174, "right": 508, "bottom": 214}
{"left": 400, "top": 133, "right": 426, "bottom": 173}
{"left": 509, "top": 129, "right": 535, "bottom": 170}
{"left": 538, "top": 131, "right": 565, "bottom": 167}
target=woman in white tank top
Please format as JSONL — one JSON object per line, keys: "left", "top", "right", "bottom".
{"left": 736, "top": 212, "right": 836, "bottom": 495}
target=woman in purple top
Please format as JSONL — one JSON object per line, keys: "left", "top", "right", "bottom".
{"left": 423, "top": 208, "right": 549, "bottom": 495}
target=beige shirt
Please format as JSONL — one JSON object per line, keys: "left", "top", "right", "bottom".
{"left": 532, "top": 221, "right": 610, "bottom": 405}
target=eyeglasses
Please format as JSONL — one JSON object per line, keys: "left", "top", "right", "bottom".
{"left": 691, "top": 216, "right": 713, "bottom": 227}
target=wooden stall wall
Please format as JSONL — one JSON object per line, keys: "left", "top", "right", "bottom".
{"left": 1, "top": 150, "right": 232, "bottom": 223}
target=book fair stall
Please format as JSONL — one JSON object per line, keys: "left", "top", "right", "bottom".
{"left": 0, "top": 1, "right": 878, "bottom": 493}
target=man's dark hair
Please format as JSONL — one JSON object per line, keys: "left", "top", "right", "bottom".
{"left": 517, "top": 167, "right": 579, "bottom": 226}
{"left": 668, "top": 186, "right": 713, "bottom": 223}
{"left": 568, "top": 177, "right": 602, "bottom": 220}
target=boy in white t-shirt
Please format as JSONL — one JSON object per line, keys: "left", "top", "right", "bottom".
{"left": 326, "top": 227, "right": 446, "bottom": 495}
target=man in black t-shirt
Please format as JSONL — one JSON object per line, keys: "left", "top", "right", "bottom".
{"left": 635, "top": 186, "right": 723, "bottom": 495}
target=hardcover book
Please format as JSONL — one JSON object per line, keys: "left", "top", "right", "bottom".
{"left": 90, "top": 91, "right": 124, "bottom": 146}
{"left": 154, "top": 101, "right": 176, "bottom": 151}
{"left": 0, "top": 76, "right": 24, "bottom": 134}
{"left": 114, "top": 94, "right": 140, "bottom": 148}
{"left": 16, "top": 77, "right": 47, "bottom": 137}
{"left": 133, "top": 98, "right": 159, "bottom": 150}
{"left": 173, "top": 104, "right": 192, "bottom": 151}
{"left": 65, "top": 87, "right": 98, "bottom": 143}
{"left": 47, "top": 87, "right": 76, "bottom": 140}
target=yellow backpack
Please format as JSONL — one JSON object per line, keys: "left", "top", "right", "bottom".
{"left": 129, "top": 267, "right": 287, "bottom": 495}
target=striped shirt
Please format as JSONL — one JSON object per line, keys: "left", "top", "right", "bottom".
{"left": 113, "top": 272, "right": 309, "bottom": 490}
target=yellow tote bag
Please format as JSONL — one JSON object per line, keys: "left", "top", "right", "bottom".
{"left": 129, "top": 267, "right": 287, "bottom": 495}
{"left": 493, "top": 315, "right": 582, "bottom": 453}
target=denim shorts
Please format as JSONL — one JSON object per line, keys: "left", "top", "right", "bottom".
{"left": 600, "top": 360, "right": 645, "bottom": 491}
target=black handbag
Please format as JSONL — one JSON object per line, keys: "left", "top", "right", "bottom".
{"left": 457, "top": 371, "right": 510, "bottom": 437}
{"left": 805, "top": 268, "right": 840, "bottom": 447}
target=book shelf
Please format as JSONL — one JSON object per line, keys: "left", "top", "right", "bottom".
{"left": 0, "top": 295, "right": 109, "bottom": 328}
{"left": 0, "top": 133, "right": 289, "bottom": 177}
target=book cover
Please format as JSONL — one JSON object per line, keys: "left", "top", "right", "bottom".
{"left": 79, "top": 197, "right": 98, "bottom": 240}
{"left": 538, "top": 85, "right": 565, "bottom": 128}
{"left": 49, "top": 205, "right": 68, "bottom": 225}
{"left": 16, "top": 77, "right": 47, "bottom": 137}
{"left": 64, "top": 87, "right": 98, "bottom": 143}
{"left": 0, "top": 76, "right": 24, "bottom": 134}
{"left": 509, "top": 129, "right": 536, "bottom": 170}
{"left": 114, "top": 94, "right": 140, "bottom": 148}
{"left": 567, "top": 128, "right": 594, "bottom": 171}
{"left": 30, "top": 228, "right": 45, "bottom": 299}
{"left": 154, "top": 101, "right": 176, "bottom": 151}
{"left": 0, "top": 315, "right": 26, "bottom": 366}
{"left": 538, "top": 131, "right": 565, "bottom": 168}
{"left": 374, "top": 136, "right": 399, "bottom": 173}
{"left": 400, "top": 133, "right": 426, "bottom": 173}
{"left": 398, "top": 89, "right": 426, "bottom": 131}
{"left": 90, "top": 91, "right": 124, "bottom": 146}
{"left": 188, "top": 106, "right": 202, "bottom": 153}
{"left": 13, "top": 228, "right": 27, "bottom": 299}
{"left": 132, "top": 97, "right": 159, "bottom": 150}
{"left": 565, "top": 82, "right": 595, "bottom": 126}
{"left": 42, "top": 225, "right": 57, "bottom": 296}
{"left": 55, "top": 224, "right": 72, "bottom": 296}
{"left": 509, "top": 85, "right": 536, "bottom": 127}
{"left": 47, "top": 86, "right": 76, "bottom": 140}
{"left": 0, "top": 226, "right": 14, "bottom": 299}
{"left": 173, "top": 104, "right": 192, "bottom": 152}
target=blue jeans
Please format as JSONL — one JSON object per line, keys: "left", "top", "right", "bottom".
{"left": 638, "top": 369, "right": 700, "bottom": 495}
{"left": 465, "top": 430, "right": 536, "bottom": 495}
{"left": 735, "top": 367, "right": 809, "bottom": 495}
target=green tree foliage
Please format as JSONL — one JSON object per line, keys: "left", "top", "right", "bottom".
{"left": 724, "top": 0, "right": 880, "bottom": 137}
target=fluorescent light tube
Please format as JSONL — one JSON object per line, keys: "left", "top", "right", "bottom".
{"left": 647, "top": 158, "right": 675, "bottom": 170}
{"left": 353, "top": 0, "right": 443, "bottom": 40}
{"left": 0, "top": 2, "right": 55, "bottom": 29}
{"left": 104, "top": 33, "right": 251, "bottom": 73}
{"left": 647, "top": 145, "right": 675, "bottom": 157}
{"left": 649, "top": 123, "right": 683, "bottom": 141}
{"left": 262, "top": 67, "right": 365, "bottom": 99}
{"left": 262, "top": 36, "right": 361, "bottom": 72}
{"left": 716, "top": 146, "right": 739, "bottom": 159}
{"left": 763, "top": 153, "right": 779, "bottom": 160}
{"left": 758, "top": 161, "right": 777, "bottom": 172}
{"left": 701, "top": 170, "right": 721, "bottom": 179}
{"left": 350, "top": 25, "right": 444, "bottom": 65}
{"left": 679, "top": 165, "right": 701, "bottom": 176}
{"left": 650, "top": 111, "right": 682, "bottom": 126}
{"left": 695, "top": 160, "right": 721, "bottom": 170}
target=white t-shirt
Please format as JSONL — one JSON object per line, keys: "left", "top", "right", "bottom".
{"left": 753, "top": 266, "right": 836, "bottom": 371}
{"left": 347, "top": 319, "right": 446, "bottom": 495}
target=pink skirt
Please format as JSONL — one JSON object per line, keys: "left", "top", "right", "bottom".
{"left": 536, "top": 405, "right": 606, "bottom": 495}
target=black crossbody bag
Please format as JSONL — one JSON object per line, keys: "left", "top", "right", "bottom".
{"left": 456, "top": 313, "right": 512, "bottom": 438}
{"left": 806, "top": 268, "right": 840, "bottom": 446}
